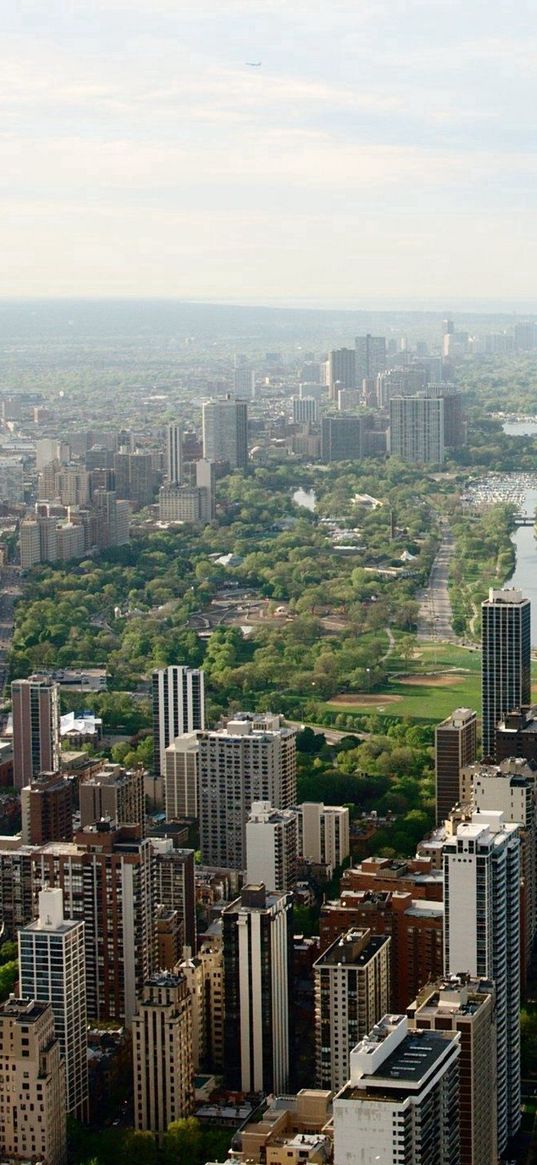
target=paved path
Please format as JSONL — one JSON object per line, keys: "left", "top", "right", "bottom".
{"left": 417, "top": 525, "right": 458, "bottom": 643}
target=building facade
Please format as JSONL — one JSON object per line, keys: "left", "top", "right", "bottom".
{"left": 443, "top": 811, "right": 521, "bottom": 1153}
{"left": 19, "top": 888, "right": 88, "bottom": 1119}
{"left": 435, "top": 708, "right": 477, "bottom": 825}
{"left": 246, "top": 801, "right": 298, "bottom": 892}
{"left": 481, "top": 587, "right": 531, "bottom": 759}
{"left": 314, "top": 928, "right": 390, "bottom": 1092}
{"left": 12, "top": 675, "right": 60, "bottom": 790}
{"left": 333, "top": 1014, "right": 460, "bottom": 1165}
{"left": 389, "top": 395, "right": 445, "bottom": 464}
{"left": 223, "top": 884, "right": 294, "bottom": 1094}
{"left": 199, "top": 714, "right": 297, "bottom": 870}
{"left": 133, "top": 971, "right": 193, "bottom": 1135}
{"left": 152, "top": 666, "right": 205, "bottom": 777}
{"left": 0, "top": 998, "right": 66, "bottom": 1165}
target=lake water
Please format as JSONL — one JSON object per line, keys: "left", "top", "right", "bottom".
{"left": 502, "top": 420, "right": 537, "bottom": 642}
{"left": 292, "top": 487, "right": 316, "bottom": 511}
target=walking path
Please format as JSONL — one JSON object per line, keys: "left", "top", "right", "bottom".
{"left": 417, "top": 525, "right": 458, "bottom": 643}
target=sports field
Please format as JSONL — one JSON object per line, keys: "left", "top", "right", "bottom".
{"left": 327, "top": 643, "right": 537, "bottom": 723}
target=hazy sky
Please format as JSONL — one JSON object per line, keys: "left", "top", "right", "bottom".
{"left": 3, "top": 0, "right": 537, "bottom": 304}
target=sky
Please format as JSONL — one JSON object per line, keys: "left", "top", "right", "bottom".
{"left": 2, "top": 0, "right": 537, "bottom": 305}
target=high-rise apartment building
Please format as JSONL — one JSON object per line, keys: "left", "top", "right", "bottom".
{"left": 246, "top": 801, "right": 298, "bottom": 892}
{"left": 152, "top": 666, "right": 205, "bottom": 777}
{"left": 314, "top": 928, "right": 390, "bottom": 1092}
{"left": 389, "top": 395, "right": 445, "bottom": 464}
{"left": 12, "top": 675, "right": 60, "bottom": 790}
{"left": 443, "top": 811, "right": 521, "bottom": 1152}
{"left": 202, "top": 396, "right": 248, "bottom": 469}
{"left": 79, "top": 763, "right": 145, "bottom": 833}
{"left": 164, "top": 732, "right": 200, "bottom": 820}
{"left": 19, "top": 888, "right": 88, "bottom": 1119}
{"left": 20, "top": 773, "right": 73, "bottom": 845}
{"left": 223, "top": 884, "right": 293, "bottom": 1094}
{"left": 195, "top": 458, "right": 216, "bottom": 520}
{"left": 320, "top": 414, "right": 363, "bottom": 462}
{"left": 320, "top": 889, "right": 443, "bottom": 1014}
{"left": 199, "top": 713, "right": 296, "bottom": 870}
{"left": 233, "top": 363, "right": 255, "bottom": 398}
{"left": 158, "top": 483, "right": 212, "bottom": 525}
{"left": 296, "top": 802, "right": 350, "bottom": 872}
{"left": 133, "top": 971, "right": 193, "bottom": 1135}
{"left": 30, "top": 824, "right": 154, "bottom": 1024}
{"left": 166, "top": 422, "right": 183, "bottom": 484}
{"left": 465, "top": 757, "right": 537, "bottom": 978}
{"left": 0, "top": 998, "right": 66, "bottom": 1165}
{"left": 435, "top": 708, "right": 477, "bottom": 825}
{"left": 495, "top": 704, "right": 537, "bottom": 763}
{"left": 481, "top": 587, "right": 531, "bottom": 759}
{"left": 292, "top": 396, "right": 318, "bottom": 425}
{"left": 327, "top": 349, "right": 356, "bottom": 401}
{"left": 408, "top": 976, "right": 497, "bottom": 1165}
{"left": 355, "top": 333, "right": 386, "bottom": 383}
{"left": 151, "top": 839, "right": 196, "bottom": 951}
{"left": 177, "top": 939, "right": 224, "bottom": 1071}
{"left": 333, "top": 1014, "right": 460, "bottom": 1165}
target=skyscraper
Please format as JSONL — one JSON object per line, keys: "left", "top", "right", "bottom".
{"left": 199, "top": 713, "right": 297, "bottom": 869}
{"left": 333, "top": 1014, "right": 460, "bottom": 1165}
{"left": 166, "top": 422, "right": 183, "bottom": 484}
{"left": 314, "top": 928, "right": 390, "bottom": 1092}
{"left": 222, "top": 884, "right": 294, "bottom": 1094}
{"left": 355, "top": 333, "right": 386, "bottom": 383}
{"left": 295, "top": 802, "right": 350, "bottom": 872}
{"left": 0, "top": 998, "right": 66, "bottom": 1165}
{"left": 481, "top": 587, "right": 531, "bottom": 759}
{"left": 202, "top": 395, "right": 248, "bottom": 469}
{"left": 408, "top": 976, "right": 497, "bottom": 1165}
{"left": 435, "top": 708, "right": 477, "bottom": 825}
{"left": 327, "top": 349, "right": 356, "bottom": 401}
{"left": 31, "top": 824, "right": 154, "bottom": 1025}
{"left": 12, "top": 675, "right": 60, "bottom": 790}
{"left": 443, "top": 811, "right": 521, "bottom": 1153}
{"left": 19, "top": 888, "right": 88, "bottom": 1119}
{"left": 246, "top": 801, "right": 298, "bottom": 892}
{"left": 133, "top": 971, "right": 194, "bottom": 1135}
{"left": 164, "top": 731, "right": 200, "bottom": 819}
{"left": 389, "top": 395, "right": 445, "bottom": 464}
{"left": 152, "top": 666, "right": 205, "bottom": 777}
{"left": 320, "top": 414, "right": 363, "bottom": 462}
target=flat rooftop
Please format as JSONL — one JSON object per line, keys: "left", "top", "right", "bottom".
{"left": 316, "top": 932, "right": 388, "bottom": 968}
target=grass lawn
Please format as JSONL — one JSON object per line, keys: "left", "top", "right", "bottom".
{"left": 327, "top": 642, "right": 537, "bottom": 724}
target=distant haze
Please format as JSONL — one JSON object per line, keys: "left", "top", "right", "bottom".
{"left": 3, "top": 1, "right": 537, "bottom": 303}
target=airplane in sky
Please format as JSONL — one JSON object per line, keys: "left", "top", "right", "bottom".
{"left": 245, "top": 61, "right": 262, "bottom": 67}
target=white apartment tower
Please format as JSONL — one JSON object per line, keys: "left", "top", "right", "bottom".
{"left": 166, "top": 422, "right": 183, "bottom": 484}
{"left": 202, "top": 395, "right": 248, "bottom": 469}
{"left": 443, "top": 811, "right": 521, "bottom": 1153}
{"left": 199, "top": 713, "right": 297, "bottom": 870}
{"left": 18, "top": 888, "right": 88, "bottom": 1120}
{"left": 246, "top": 801, "right": 298, "bottom": 892}
{"left": 389, "top": 395, "right": 445, "bottom": 464}
{"left": 333, "top": 1014, "right": 460, "bottom": 1165}
{"left": 296, "top": 802, "right": 350, "bottom": 873}
{"left": 164, "top": 731, "right": 200, "bottom": 820}
{"left": 152, "top": 665, "right": 205, "bottom": 777}
{"left": 314, "top": 928, "right": 391, "bottom": 1092}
